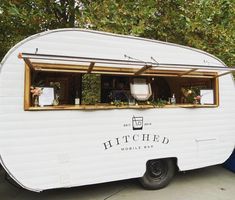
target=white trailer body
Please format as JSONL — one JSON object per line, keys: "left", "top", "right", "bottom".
{"left": 0, "top": 29, "right": 235, "bottom": 192}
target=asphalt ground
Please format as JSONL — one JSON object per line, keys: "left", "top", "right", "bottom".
{"left": 0, "top": 165, "right": 234, "bottom": 200}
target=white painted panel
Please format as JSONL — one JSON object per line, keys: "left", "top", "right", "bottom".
{"left": 3, "top": 29, "right": 222, "bottom": 67}
{"left": 0, "top": 71, "right": 24, "bottom": 81}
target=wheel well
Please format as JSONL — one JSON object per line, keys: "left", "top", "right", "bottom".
{"left": 146, "top": 157, "right": 179, "bottom": 171}
{"left": 140, "top": 157, "right": 178, "bottom": 189}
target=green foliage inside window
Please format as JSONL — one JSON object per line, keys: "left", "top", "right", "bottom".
{"left": 82, "top": 74, "right": 101, "bottom": 104}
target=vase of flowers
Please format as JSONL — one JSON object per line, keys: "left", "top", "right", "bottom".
{"left": 181, "top": 87, "right": 201, "bottom": 104}
{"left": 193, "top": 95, "right": 201, "bottom": 104}
{"left": 30, "top": 86, "right": 42, "bottom": 107}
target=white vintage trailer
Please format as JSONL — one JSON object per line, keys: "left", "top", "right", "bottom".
{"left": 0, "top": 28, "right": 235, "bottom": 192}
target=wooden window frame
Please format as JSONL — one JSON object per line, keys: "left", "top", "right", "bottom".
{"left": 24, "top": 64, "right": 31, "bottom": 110}
{"left": 24, "top": 63, "right": 220, "bottom": 111}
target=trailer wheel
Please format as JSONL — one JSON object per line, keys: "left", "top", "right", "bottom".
{"left": 139, "top": 158, "right": 175, "bottom": 190}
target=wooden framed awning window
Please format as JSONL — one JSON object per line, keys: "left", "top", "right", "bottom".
{"left": 18, "top": 52, "right": 235, "bottom": 111}
{"left": 19, "top": 53, "right": 235, "bottom": 78}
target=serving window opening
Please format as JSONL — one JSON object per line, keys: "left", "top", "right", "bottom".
{"left": 25, "top": 69, "right": 218, "bottom": 110}
{"left": 20, "top": 53, "right": 223, "bottom": 111}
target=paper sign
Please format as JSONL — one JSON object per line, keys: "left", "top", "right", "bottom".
{"left": 39, "top": 87, "right": 54, "bottom": 106}
{"left": 200, "top": 89, "right": 214, "bottom": 105}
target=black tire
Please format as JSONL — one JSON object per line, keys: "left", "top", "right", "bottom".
{"left": 139, "top": 158, "right": 175, "bottom": 190}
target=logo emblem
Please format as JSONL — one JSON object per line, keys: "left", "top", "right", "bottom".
{"left": 132, "top": 116, "right": 143, "bottom": 130}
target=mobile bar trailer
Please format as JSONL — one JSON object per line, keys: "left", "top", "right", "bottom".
{"left": 0, "top": 29, "right": 235, "bottom": 192}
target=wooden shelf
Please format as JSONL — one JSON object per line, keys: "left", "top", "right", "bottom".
{"left": 26, "top": 104, "right": 218, "bottom": 111}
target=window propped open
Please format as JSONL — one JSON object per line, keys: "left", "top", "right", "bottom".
{"left": 19, "top": 52, "right": 235, "bottom": 111}
{"left": 19, "top": 52, "right": 235, "bottom": 78}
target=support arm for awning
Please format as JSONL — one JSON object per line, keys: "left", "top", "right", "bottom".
{"left": 87, "top": 62, "right": 95, "bottom": 73}
{"left": 215, "top": 71, "right": 233, "bottom": 78}
{"left": 18, "top": 52, "right": 235, "bottom": 78}
{"left": 178, "top": 68, "right": 198, "bottom": 77}
{"left": 18, "top": 53, "right": 34, "bottom": 69}
{"left": 135, "top": 65, "right": 152, "bottom": 75}
{"left": 24, "top": 58, "right": 34, "bottom": 69}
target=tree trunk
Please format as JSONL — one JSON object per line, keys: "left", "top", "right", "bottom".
{"left": 68, "top": 0, "right": 75, "bottom": 27}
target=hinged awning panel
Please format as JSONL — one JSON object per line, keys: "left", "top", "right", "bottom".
{"left": 19, "top": 53, "right": 235, "bottom": 78}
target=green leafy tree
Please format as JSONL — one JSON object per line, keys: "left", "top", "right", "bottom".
{"left": 0, "top": 0, "right": 234, "bottom": 67}
{"left": 0, "top": 0, "right": 85, "bottom": 60}
{"left": 81, "top": 0, "right": 235, "bottom": 66}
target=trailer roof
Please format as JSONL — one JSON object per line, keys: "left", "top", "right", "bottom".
{"left": 1, "top": 28, "right": 234, "bottom": 77}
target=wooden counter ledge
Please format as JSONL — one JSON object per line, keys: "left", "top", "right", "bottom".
{"left": 26, "top": 104, "right": 218, "bottom": 111}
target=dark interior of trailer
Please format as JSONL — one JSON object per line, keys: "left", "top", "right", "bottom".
{"left": 29, "top": 70, "right": 217, "bottom": 110}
